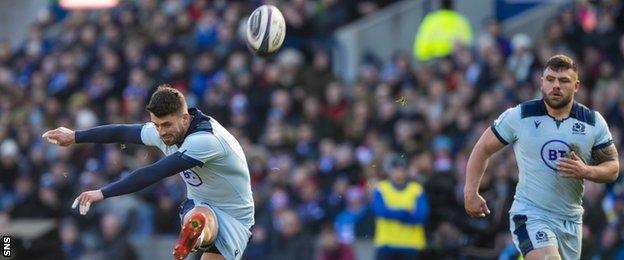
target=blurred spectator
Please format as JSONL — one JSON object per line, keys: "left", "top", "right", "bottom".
{"left": 0, "top": 139, "right": 19, "bottom": 194}
{"left": 310, "top": 0, "right": 349, "bottom": 37}
{"left": 413, "top": 0, "right": 473, "bottom": 61}
{"left": 296, "top": 48, "right": 336, "bottom": 100}
{"left": 372, "top": 155, "right": 429, "bottom": 259}
{"left": 243, "top": 225, "right": 271, "bottom": 260}
{"left": 1, "top": 0, "right": 624, "bottom": 259}
{"left": 11, "top": 175, "right": 58, "bottom": 218}
{"left": 96, "top": 213, "right": 138, "bottom": 260}
{"left": 270, "top": 209, "right": 314, "bottom": 260}
{"left": 318, "top": 224, "right": 356, "bottom": 260}
{"left": 482, "top": 18, "right": 511, "bottom": 58}
{"left": 301, "top": 96, "right": 341, "bottom": 140}
{"left": 506, "top": 33, "right": 535, "bottom": 83}
{"left": 60, "top": 218, "right": 84, "bottom": 260}
{"left": 334, "top": 186, "right": 374, "bottom": 244}
{"left": 295, "top": 179, "right": 326, "bottom": 234}
{"left": 595, "top": 224, "right": 624, "bottom": 259}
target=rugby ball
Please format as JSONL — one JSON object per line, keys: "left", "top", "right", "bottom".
{"left": 246, "top": 5, "right": 286, "bottom": 56}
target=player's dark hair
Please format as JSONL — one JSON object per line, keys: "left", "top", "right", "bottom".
{"left": 146, "top": 84, "right": 186, "bottom": 117}
{"left": 545, "top": 54, "right": 577, "bottom": 74}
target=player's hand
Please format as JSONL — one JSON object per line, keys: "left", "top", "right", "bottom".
{"left": 557, "top": 151, "right": 588, "bottom": 180}
{"left": 464, "top": 192, "right": 490, "bottom": 218}
{"left": 72, "top": 190, "right": 104, "bottom": 215}
{"left": 42, "top": 127, "right": 76, "bottom": 146}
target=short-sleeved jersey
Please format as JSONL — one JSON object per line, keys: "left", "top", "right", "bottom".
{"left": 491, "top": 100, "right": 613, "bottom": 220}
{"left": 141, "top": 108, "right": 254, "bottom": 228}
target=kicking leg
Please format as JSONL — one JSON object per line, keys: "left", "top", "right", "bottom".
{"left": 173, "top": 206, "right": 219, "bottom": 260}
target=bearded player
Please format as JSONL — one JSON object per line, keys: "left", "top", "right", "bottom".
{"left": 464, "top": 55, "right": 619, "bottom": 259}
{"left": 43, "top": 85, "right": 253, "bottom": 260}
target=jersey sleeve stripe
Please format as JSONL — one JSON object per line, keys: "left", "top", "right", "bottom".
{"left": 175, "top": 151, "right": 203, "bottom": 167}
{"left": 592, "top": 140, "right": 613, "bottom": 151}
{"left": 490, "top": 124, "right": 509, "bottom": 145}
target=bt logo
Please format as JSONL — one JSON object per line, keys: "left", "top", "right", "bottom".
{"left": 547, "top": 150, "right": 567, "bottom": 160}
{"left": 540, "top": 140, "right": 571, "bottom": 171}
{"left": 182, "top": 169, "right": 203, "bottom": 186}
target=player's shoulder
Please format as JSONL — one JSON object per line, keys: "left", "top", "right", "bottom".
{"left": 142, "top": 122, "right": 156, "bottom": 129}
{"left": 518, "top": 99, "right": 598, "bottom": 126}
{"left": 181, "top": 109, "right": 217, "bottom": 145}
{"left": 179, "top": 131, "right": 224, "bottom": 157}
{"left": 570, "top": 101, "right": 597, "bottom": 126}
{"left": 495, "top": 102, "right": 522, "bottom": 121}
{"left": 519, "top": 99, "right": 547, "bottom": 119}
{"left": 183, "top": 131, "right": 218, "bottom": 146}
{"left": 141, "top": 122, "right": 164, "bottom": 137}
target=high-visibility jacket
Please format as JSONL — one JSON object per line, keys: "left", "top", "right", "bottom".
{"left": 372, "top": 180, "right": 429, "bottom": 250}
{"left": 414, "top": 9, "right": 473, "bottom": 61}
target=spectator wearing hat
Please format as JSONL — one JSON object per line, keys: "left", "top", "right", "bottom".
{"left": 334, "top": 186, "right": 374, "bottom": 244}
{"left": 372, "top": 155, "right": 429, "bottom": 260}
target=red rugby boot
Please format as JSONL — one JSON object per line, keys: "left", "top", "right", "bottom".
{"left": 173, "top": 212, "right": 206, "bottom": 260}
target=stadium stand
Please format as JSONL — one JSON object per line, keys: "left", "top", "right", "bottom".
{"left": 0, "top": 0, "right": 623, "bottom": 259}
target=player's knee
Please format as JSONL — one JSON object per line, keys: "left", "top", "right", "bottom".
{"left": 544, "top": 254, "right": 562, "bottom": 260}
{"left": 200, "top": 252, "right": 225, "bottom": 260}
{"left": 186, "top": 206, "right": 218, "bottom": 242}
{"left": 192, "top": 206, "right": 216, "bottom": 224}
{"left": 525, "top": 246, "right": 560, "bottom": 260}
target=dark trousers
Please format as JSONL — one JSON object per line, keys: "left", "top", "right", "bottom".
{"left": 376, "top": 247, "right": 421, "bottom": 260}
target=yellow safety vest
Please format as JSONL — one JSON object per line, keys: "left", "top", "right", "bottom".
{"left": 374, "top": 180, "right": 426, "bottom": 250}
{"left": 414, "top": 9, "right": 473, "bottom": 61}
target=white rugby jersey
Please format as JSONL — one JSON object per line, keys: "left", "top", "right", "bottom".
{"left": 491, "top": 100, "right": 613, "bottom": 220}
{"left": 141, "top": 108, "right": 254, "bottom": 228}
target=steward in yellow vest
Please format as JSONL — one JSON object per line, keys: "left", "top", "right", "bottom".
{"left": 413, "top": 0, "right": 473, "bottom": 61}
{"left": 372, "top": 156, "right": 429, "bottom": 260}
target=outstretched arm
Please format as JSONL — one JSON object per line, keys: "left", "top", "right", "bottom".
{"left": 72, "top": 152, "right": 201, "bottom": 215}
{"left": 101, "top": 151, "right": 200, "bottom": 197}
{"left": 464, "top": 127, "right": 506, "bottom": 217}
{"left": 43, "top": 124, "right": 144, "bottom": 146}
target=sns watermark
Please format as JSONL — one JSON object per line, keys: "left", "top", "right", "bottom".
{"left": 2, "top": 236, "right": 10, "bottom": 257}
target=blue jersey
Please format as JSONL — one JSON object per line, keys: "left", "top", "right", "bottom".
{"left": 491, "top": 100, "right": 613, "bottom": 220}
{"left": 140, "top": 108, "right": 254, "bottom": 228}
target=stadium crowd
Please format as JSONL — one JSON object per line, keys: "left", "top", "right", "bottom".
{"left": 0, "top": 0, "right": 623, "bottom": 259}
